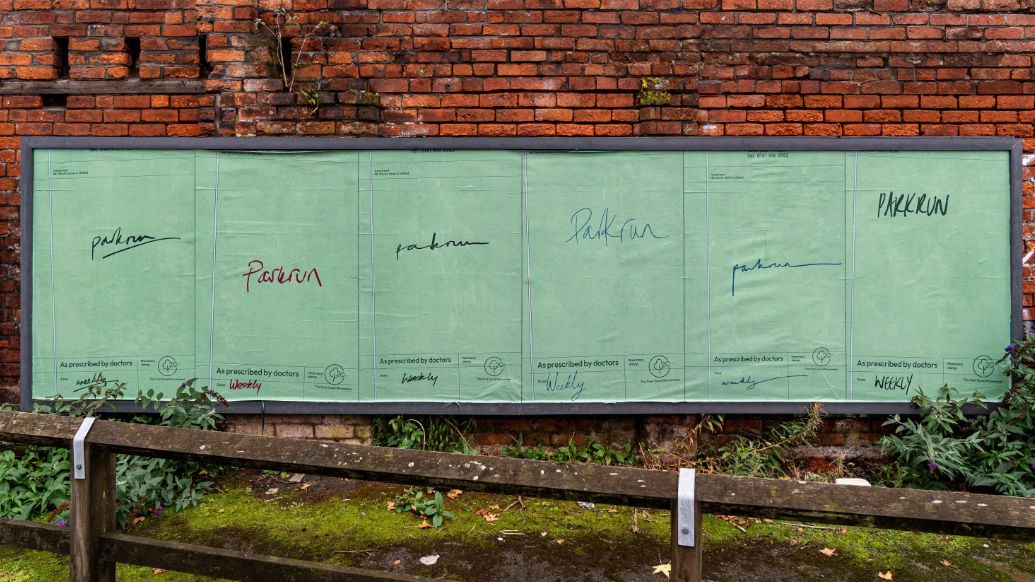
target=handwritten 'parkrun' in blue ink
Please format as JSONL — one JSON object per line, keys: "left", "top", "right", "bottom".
{"left": 721, "top": 374, "right": 807, "bottom": 390}
{"left": 544, "top": 371, "right": 586, "bottom": 401}
{"left": 731, "top": 258, "right": 842, "bottom": 296}
{"left": 567, "top": 207, "right": 668, "bottom": 246}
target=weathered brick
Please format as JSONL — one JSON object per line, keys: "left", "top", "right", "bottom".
{"left": 0, "top": 0, "right": 1030, "bottom": 449}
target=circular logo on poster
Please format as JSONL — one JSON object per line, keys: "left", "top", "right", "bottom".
{"left": 158, "top": 356, "right": 178, "bottom": 377}
{"left": 812, "top": 347, "right": 832, "bottom": 367}
{"left": 972, "top": 355, "right": 996, "bottom": 378}
{"left": 648, "top": 355, "right": 671, "bottom": 378}
{"left": 484, "top": 356, "right": 506, "bottom": 377}
{"left": 324, "top": 364, "right": 346, "bottom": 385}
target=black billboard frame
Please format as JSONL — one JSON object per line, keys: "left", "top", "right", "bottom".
{"left": 19, "top": 136, "right": 1024, "bottom": 416}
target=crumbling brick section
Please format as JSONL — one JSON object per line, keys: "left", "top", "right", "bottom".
{"left": 225, "top": 414, "right": 373, "bottom": 444}
{"left": 0, "top": 0, "right": 1031, "bottom": 456}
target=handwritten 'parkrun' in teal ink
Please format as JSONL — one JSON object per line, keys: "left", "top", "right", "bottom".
{"left": 731, "top": 258, "right": 842, "bottom": 296}
{"left": 567, "top": 207, "right": 668, "bottom": 246}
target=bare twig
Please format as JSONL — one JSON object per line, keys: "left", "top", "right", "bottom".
{"left": 438, "top": 416, "right": 475, "bottom": 453}
{"left": 774, "top": 520, "right": 842, "bottom": 531}
{"left": 498, "top": 497, "right": 524, "bottom": 515}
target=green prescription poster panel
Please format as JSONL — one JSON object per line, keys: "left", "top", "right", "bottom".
{"left": 21, "top": 137, "right": 1022, "bottom": 414}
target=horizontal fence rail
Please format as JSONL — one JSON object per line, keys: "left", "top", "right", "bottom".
{"left": 0, "top": 411, "right": 1033, "bottom": 582}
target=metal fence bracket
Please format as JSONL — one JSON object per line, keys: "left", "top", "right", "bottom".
{"left": 72, "top": 416, "right": 96, "bottom": 480}
{"left": 677, "top": 467, "right": 696, "bottom": 547}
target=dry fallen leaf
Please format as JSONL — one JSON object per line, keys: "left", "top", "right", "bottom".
{"left": 418, "top": 519, "right": 432, "bottom": 529}
{"left": 819, "top": 547, "right": 837, "bottom": 557}
{"left": 393, "top": 559, "right": 401, "bottom": 566}
{"left": 489, "top": 504, "right": 501, "bottom": 510}
{"left": 264, "top": 488, "right": 279, "bottom": 496}
{"left": 151, "top": 568, "right": 165, "bottom": 575}
{"left": 554, "top": 539, "right": 565, "bottom": 545}
{"left": 386, "top": 501, "right": 396, "bottom": 511}
{"left": 789, "top": 537, "right": 799, "bottom": 546}
{"left": 652, "top": 562, "right": 671, "bottom": 578}
{"left": 130, "top": 517, "right": 145, "bottom": 526}
{"left": 940, "top": 560, "right": 953, "bottom": 568}
{"left": 446, "top": 489, "right": 463, "bottom": 499}
{"left": 836, "top": 528, "right": 847, "bottom": 535}
{"left": 299, "top": 483, "right": 311, "bottom": 491}
{"left": 878, "top": 571, "right": 893, "bottom": 580}
{"left": 483, "top": 513, "right": 499, "bottom": 522}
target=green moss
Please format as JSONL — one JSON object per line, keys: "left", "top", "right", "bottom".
{"left": 0, "top": 546, "right": 223, "bottom": 581}
{"left": 701, "top": 518, "right": 1031, "bottom": 581}
{"left": 347, "top": 89, "right": 381, "bottom": 106}
{"left": 5, "top": 484, "right": 1033, "bottom": 581}
{"left": 133, "top": 487, "right": 671, "bottom": 562}
{"left": 638, "top": 76, "right": 672, "bottom": 106}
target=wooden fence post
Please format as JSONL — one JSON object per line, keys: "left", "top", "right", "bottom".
{"left": 70, "top": 426, "right": 116, "bottom": 582}
{"left": 670, "top": 498, "right": 703, "bottom": 582}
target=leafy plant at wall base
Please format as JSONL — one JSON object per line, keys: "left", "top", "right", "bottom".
{"left": 0, "top": 377, "right": 225, "bottom": 528}
{"left": 373, "top": 415, "right": 475, "bottom": 454}
{"left": 639, "top": 414, "right": 724, "bottom": 471}
{"left": 698, "top": 403, "right": 823, "bottom": 478}
{"left": 502, "top": 434, "right": 641, "bottom": 466}
{"left": 880, "top": 339, "right": 1034, "bottom": 496}
{"left": 392, "top": 486, "right": 453, "bottom": 528}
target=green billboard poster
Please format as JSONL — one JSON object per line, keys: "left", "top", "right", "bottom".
{"left": 22, "top": 138, "right": 1021, "bottom": 413}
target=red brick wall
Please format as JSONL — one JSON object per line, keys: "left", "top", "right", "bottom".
{"left": 0, "top": 1, "right": 1031, "bottom": 455}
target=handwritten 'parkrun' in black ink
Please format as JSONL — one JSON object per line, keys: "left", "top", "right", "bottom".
{"left": 544, "top": 370, "right": 585, "bottom": 401}
{"left": 396, "top": 232, "right": 489, "bottom": 259}
{"left": 731, "top": 258, "right": 842, "bottom": 296}
{"left": 877, "top": 191, "right": 950, "bottom": 218}
{"left": 91, "top": 227, "right": 181, "bottom": 260}
{"left": 567, "top": 207, "right": 668, "bottom": 246}
{"left": 721, "top": 374, "right": 807, "bottom": 390}
{"left": 402, "top": 371, "right": 439, "bottom": 387}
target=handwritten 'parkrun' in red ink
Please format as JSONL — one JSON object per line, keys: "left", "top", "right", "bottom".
{"left": 242, "top": 259, "right": 323, "bottom": 293}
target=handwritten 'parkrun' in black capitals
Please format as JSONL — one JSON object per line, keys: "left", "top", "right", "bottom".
{"left": 91, "top": 227, "right": 180, "bottom": 260}
{"left": 731, "top": 259, "right": 842, "bottom": 296}
{"left": 877, "top": 191, "right": 950, "bottom": 218}
{"left": 567, "top": 207, "right": 668, "bottom": 245}
{"left": 396, "top": 232, "right": 489, "bottom": 259}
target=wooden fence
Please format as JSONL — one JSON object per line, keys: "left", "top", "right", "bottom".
{"left": 0, "top": 410, "right": 1032, "bottom": 582}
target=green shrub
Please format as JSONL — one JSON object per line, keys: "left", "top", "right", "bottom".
{"left": 502, "top": 434, "right": 640, "bottom": 466}
{"left": 372, "top": 415, "right": 475, "bottom": 454}
{"left": 880, "top": 341, "right": 1034, "bottom": 496}
{"left": 0, "top": 377, "right": 225, "bottom": 528}
{"left": 698, "top": 403, "right": 823, "bottom": 478}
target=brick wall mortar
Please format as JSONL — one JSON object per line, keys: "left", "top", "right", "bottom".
{"left": 220, "top": 414, "right": 886, "bottom": 462}
{"left": 1, "top": 0, "right": 1029, "bottom": 455}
